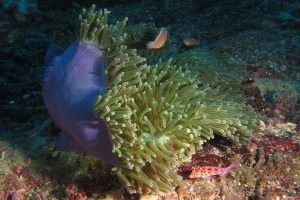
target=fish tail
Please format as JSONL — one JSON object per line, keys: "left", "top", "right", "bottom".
{"left": 229, "top": 154, "right": 242, "bottom": 169}
{"left": 229, "top": 162, "right": 241, "bottom": 169}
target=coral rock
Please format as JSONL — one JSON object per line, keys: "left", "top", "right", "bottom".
{"left": 0, "top": 0, "right": 38, "bottom": 20}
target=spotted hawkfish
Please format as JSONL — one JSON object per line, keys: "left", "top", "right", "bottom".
{"left": 189, "top": 162, "right": 240, "bottom": 179}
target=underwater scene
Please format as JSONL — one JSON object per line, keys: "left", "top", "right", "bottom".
{"left": 0, "top": 0, "right": 300, "bottom": 199}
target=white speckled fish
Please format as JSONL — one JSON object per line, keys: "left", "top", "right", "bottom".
{"left": 189, "top": 162, "right": 240, "bottom": 178}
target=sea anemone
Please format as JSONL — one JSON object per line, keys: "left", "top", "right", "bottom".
{"left": 71, "top": 4, "right": 262, "bottom": 194}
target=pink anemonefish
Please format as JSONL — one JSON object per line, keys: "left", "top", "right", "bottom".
{"left": 183, "top": 38, "right": 199, "bottom": 46}
{"left": 146, "top": 28, "right": 167, "bottom": 49}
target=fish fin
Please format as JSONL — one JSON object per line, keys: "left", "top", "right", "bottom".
{"left": 223, "top": 170, "right": 230, "bottom": 175}
{"left": 229, "top": 154, "right": 242, "bottom": 168}
{"left": 230, "top": 162, "right": 241, "bottom": 169}
{"left": 202, "top": 176, "right": 212, "bottom": 180}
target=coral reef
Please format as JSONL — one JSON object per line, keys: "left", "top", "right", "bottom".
{"left": 0, "top": 0, "right": 38, "bottom": 21}
{"left": 71, "top": 4, "right": 263, "bottom": 194}
{"left": 2, "top": 0, "right": 300, "bottom": 198}
{"left": 176, "top": 120, "right": 300, "bottom": 199}
{"left": 251, "top": 78, "right": 300, "bottom": 121}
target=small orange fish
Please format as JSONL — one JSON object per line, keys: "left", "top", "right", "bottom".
{"left": 189, "top": 162, "right": 240, "bottom": 179}
{"left": 147, "top": 28, "right": 167, "bottom": 49}
{"left": 183, "top": 38, "right": 199, "bottom": 46}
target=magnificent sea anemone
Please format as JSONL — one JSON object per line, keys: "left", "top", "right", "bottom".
{"left": 43, "top": 4, "right": 263, "bottom": 194}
